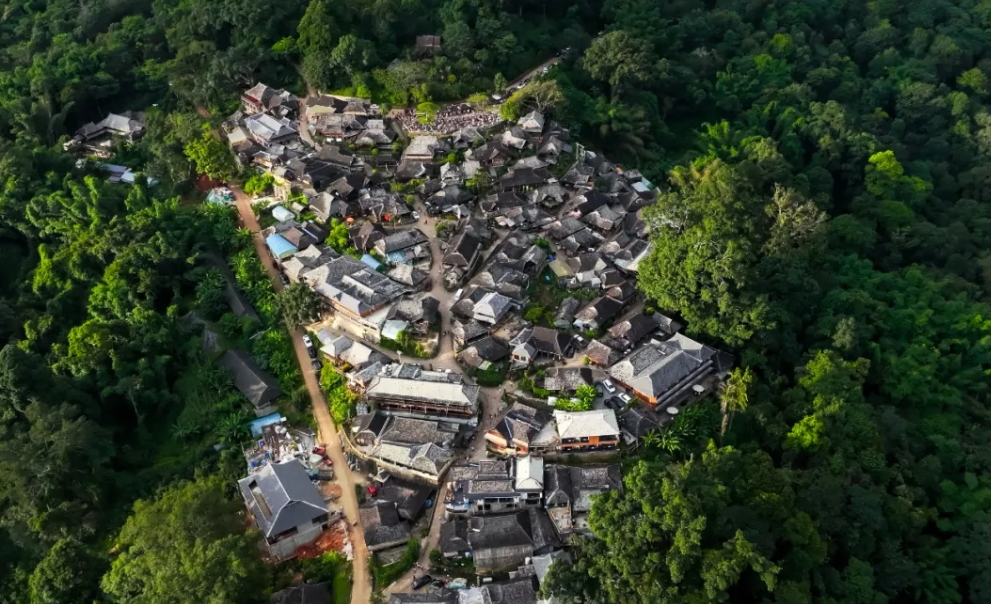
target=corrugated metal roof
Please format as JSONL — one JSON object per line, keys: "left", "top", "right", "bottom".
{"left": 265, "top": 233, "right": 298, "bottom": 259}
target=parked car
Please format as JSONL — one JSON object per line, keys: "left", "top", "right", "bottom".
{"left": 605, "top": 397, "right": 624, "bottom": 410}
{"left": 601, "top": 379, "right": 617, "bottom": 394}
{"left": 411, "top": 211, "right": 420, "bottom": 220}
{"left": 311, "top": 359, "right": 322, "bottom": 371}
{"left": 412, "top": 575, "right": 432, "bottom": 590}
{"left": 618, "top": 392, "right": 632, "bottom": 404}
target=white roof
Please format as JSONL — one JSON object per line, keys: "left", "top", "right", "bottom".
{"left": 366, "top": 377, "right": 480, "bottom": 409}
{"left": 553, "top": 409, "right": 620, "bottom": 440}
{"left": 515, "top": 456, "right": 544, "bottom": 491}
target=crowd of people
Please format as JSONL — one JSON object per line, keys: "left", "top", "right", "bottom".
{"left": 395, "top": 102, "right": 501, "bottom": 135}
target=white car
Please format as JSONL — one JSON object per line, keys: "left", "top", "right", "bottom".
{"left": 411, "top": 211, "right": 420, "bottom": 220}
{"left": 618, "top": 392, "right": 632, "bottom": 404}
{"left": 302, "top": 335, "right": 314, "bottom": 349}
{"left": 601, "top": 379, "right": 617, "bottom": 394}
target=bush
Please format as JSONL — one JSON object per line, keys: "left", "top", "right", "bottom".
{"left": 370, "top": 539, "right": 421, "bottom": 589}
{"left": 555, "top": 397, "right": 592, "bottom": 412}
{"left": 321, "top": 365, "right": 358, "bottom": 425}
{"left": 470, "top": 363, "right": 507, "bottom": 387}
{"left": 243, "top": 172, "right": 274, "bottom": 196}
{"left": 194, "top": 268, "right": 228, "bottom": 321}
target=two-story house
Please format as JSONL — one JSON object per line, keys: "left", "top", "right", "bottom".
{"left": 237, "top": 460, "right": 332, "bottom": 561}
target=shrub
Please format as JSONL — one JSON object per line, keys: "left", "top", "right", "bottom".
{"left": 371, "top": 539, "right": 420, "bottom": 589}
{"left": 243, "top": 172, "right": 274, "bottom": 196}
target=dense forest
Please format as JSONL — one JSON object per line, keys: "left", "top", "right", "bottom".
{"left": 0, "top": 0, "right": 990, "bottom": 602}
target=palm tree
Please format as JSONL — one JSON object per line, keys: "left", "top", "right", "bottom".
{"left": 656, "top": 431, "right": 682, "bottom": 455}
{"left": 720, "top": 367, "right": 753, "bottom": 439}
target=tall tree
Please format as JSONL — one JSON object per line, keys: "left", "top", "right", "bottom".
{"left": 101, "top": 477, "right": 266, "bottom": 604}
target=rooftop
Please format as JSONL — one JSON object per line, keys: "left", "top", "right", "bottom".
{"left": 553, "top": 409, "right": 620, "bottom": 440}
{"left": 237, "top": 461, "right": 327, "bottom": 538}
{"left": 608, "top": 334, "right": 719, "bottom": 399}
{"left": 365, "top": 377, "right": 480, "bottom": 410}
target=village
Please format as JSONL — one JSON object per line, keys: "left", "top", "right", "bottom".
{"left": 229, "top": 79, "right": 735, "bottom": 604}
{"left": 65, "top": 76, "right": 732, "bottom": 604}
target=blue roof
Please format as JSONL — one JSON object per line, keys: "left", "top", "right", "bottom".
{"left": 266, "top": 233, "right": 298, "bottom": 259}
{"left": 360, "top": 254, "right": 383, "bottom": 270}
{"left": 272, "top": 205, "right": 295, "bottom": 222}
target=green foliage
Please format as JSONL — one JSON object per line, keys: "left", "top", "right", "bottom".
{"left": 300, "top": 551, "right": 351, "bottom": 597}
{"left": 184, "top": 130, "right": 237, "bottom": 182}
{"left": 370, "top": 539, "right": 420, "bottom": 589}
{"left": 379, "top": 331, "right": 429, "bottom": 358}
{"left": 467, "top": 363, "right": 507, "bottom": 387}
{"left": 320, "top": 365, "right": 358, "bottom": 425}
{"left": 273, "top": 282, "right": 320, "bottom": 330}
{"left": 554, "top": 397, "right": 592, "bottom": 412}
{"left": 29, "top": 537, "right": 104, "bottom": 604}
{"left": 242, "top": 173, "right": 274, "bottom": 196}
{"left": 500, "top": 80, "right": 565, "bottom": 121}
{"left": 194, "top": 268, "right": 229, "bottom": 321}
{"left": 101, "top": 476, "right": 266, "bottom": 604}
{"left": 574, "top": 384, "right": 597, "bottom": 407}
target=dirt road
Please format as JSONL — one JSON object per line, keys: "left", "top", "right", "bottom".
{"left": 378, "top": 205, "right": 513, "bottom": 596}
{"left": 231, "top": 186, "right": 372, "bottom": 604}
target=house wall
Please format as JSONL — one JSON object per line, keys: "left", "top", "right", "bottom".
{"left": 367, "top": 536, "right": 410, "bottom": 553}
{"left": 267, "top": 521, "right": 326, "bottom": 561}
{"left": 474, "top": 544, "right": 534, "bottom": 573}
{"left": 468, "top": 493, "right": 540, "bottom": 515}
{"left": 373, "top": 398, "right": 476, "bottom": 420}
{"left": 340, "top": 429, "right": 451, "bottom": 486}
{"left": 559, "top": 435, "right": 619, "bottom": 451}
{"left": 332, "top": 313, "right": 382, "bottom": 343}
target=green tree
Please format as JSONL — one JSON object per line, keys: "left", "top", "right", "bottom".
{"left": 29, "top": 537, "right": 103, "bottom": 604}
{"left": 273, "top": 282, "right": 320, "bottom": 330}
{"left": 719, "top": 367, "right": 752, "bottom": 438}
{"left": 574, "top": 384, "right": 597, "bottom": 408}
{"left": 101, "top": 476, "right": 265, "bottom": 604}
{"left": 298, "top": 0, "right": 343, "bottom": 91}
{"left": 583, "top": 31, "right": 654, "bottom": 98}
{"left": 184, "top": 131, "right": 236, "bottom": 182}
{"left": 242, "top": 173, "right": 274, "bottom": 196}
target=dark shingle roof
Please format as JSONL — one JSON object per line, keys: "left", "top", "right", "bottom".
{"left": 219, "top": 350, "right": 282, "bottom": 407}
{"left": 270, "top": 583, "right": 332, "bottom": 604}
{"left": 443, "top": 232, "right": 483, "bottom": 267}
{"left": 359, "top": 502, "right": 412, "bottom": 548}
{"left": 238, "top": 461, "right": 327, "bottom": 538}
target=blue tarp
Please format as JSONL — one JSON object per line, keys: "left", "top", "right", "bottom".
{"left": 360, "top": 254, "right": 383, "bottom": 270}
{"left": 249, "top": 413, "right": 283, "bottom": 437}
{"left": 265, "top": 233, "right": 298, "bottom": 259}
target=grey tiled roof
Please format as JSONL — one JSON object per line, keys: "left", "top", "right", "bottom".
{"left": 303, "top": 255, "right": 405, "bottom": 316}
{"left": 270, "top": 583, "right": 332, "bottom": 604}
{"left": 608, "top": 334, "right": 717, "bottom": 399}
{"left": 219, "top": 350, "right": 282, "bottom": 407}
{"left": 238, "top": 461, "right": 327, "bottom": 538}
{"left": 359, "top": 501, "right": 412, "bottom": 547}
